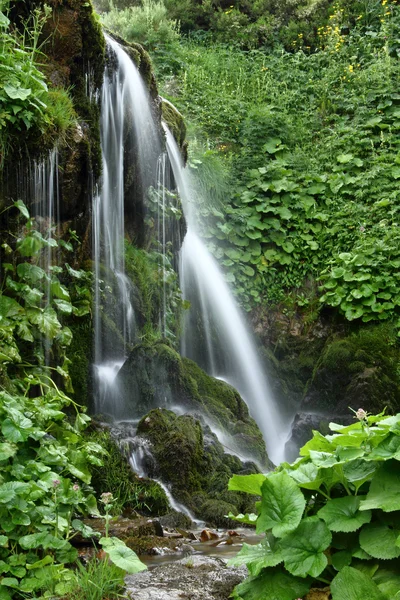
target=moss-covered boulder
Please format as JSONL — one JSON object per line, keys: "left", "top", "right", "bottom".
{"left": 113, "top": 342, "right": 268, "bottom": 466}
{"left": 303, "top": 325, "right": 400, "bottom": 416}
{"left": 136, "top": 408, "right": 259, "bottom": 526}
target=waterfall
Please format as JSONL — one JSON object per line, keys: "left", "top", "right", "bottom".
{"left": 93, "top": 35, "right": 160, "bottom": 416}
{"left": 163, "top": 125, "right": 290, "bottom": 465}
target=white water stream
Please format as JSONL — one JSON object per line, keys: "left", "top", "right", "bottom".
{"left": 164, "top": 126, "right": 290, "bottom": 465}
{"left": 93, "top": 35, "right": 160, "bottom": 415}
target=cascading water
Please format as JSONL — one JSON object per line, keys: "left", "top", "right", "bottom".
{"left": 93, "top": 35, "right": 160, "bottom": 416}
{"left": 164, "top": 125, "right": 291, "bottom": 465}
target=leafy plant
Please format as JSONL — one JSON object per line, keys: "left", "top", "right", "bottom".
{"left": 228, "top": 409, "right": 400, "bottom": 599}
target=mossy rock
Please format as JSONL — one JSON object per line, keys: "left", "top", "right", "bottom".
{"left": 136, "top": 407, "right": 262, "bottom": 525}
{"left": 198, "top": 499, "right": 239, "bottom": 529}
{"left": 88, "top": 428, "right": 169, "bottom": 516}
{"left": 303, "top": 324, "right": 400, "bottom": 416}
{"left": 68, "top": 314, "right": 93, "bottom": 407}
{"left": 161, "top": 99, "right": 186, "bottom": 149}
{"left": 113, "top": 342, "right": 268, "bottom": 465}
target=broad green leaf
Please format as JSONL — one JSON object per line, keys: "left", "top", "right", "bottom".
{"left": 4, "top": 85, "right": 31, "bottom": 100}
{"left": 231, "top": 567, "right": 310, "bottom": 600}
{"left": 100, "top": 537, "right": 146, "bottom": 573}
{"left": 256, "top": 472, "right": 306, "bottom": 537}
{"left": 228, "top": 473, "right": 266, "bottom": 495}
{"left": 280, "top": 516, "right": 331, "bottom": 578}
{"left": 300, "top": 431, "right": 333, "bottom": 456}
{"left": 13, "top": 200, "right": 30, "bottom": 219}
{"left": 16, "top": 236, "right": 43, "bottom": 257}
{"left": 359, "top": 522, "right": 400, "bottom": 560}
{"left": 286, "top": 463, "right": 324, "bottom": 491}
{"left": 53, "top": 299, "right": 73, "bottom": 315}
{"left": 26, "top": 556, "right": 53, "bottom": 570}
{"left": 26, "top": 307, "right": 61, "bottom": 339}
{"left": 318, "top": 496, "right": 371, "bottom": 533}
{"left": 16, "top": 263, "right": 46, "bottom": 284}
{"left": 0, "top": 443, "right": 17, "bottom": 462}
{"left": 0, "top": 296, "right": 23, "bottom": 318}
{"left": 359, "top": 461, "right": 400, "bottom": 512}
{"left": 372, "top": 568, "right": 400, "bottom": 599}
{"left": 331, "top": 566, "right": 386, "bottom": 600}
{"left": 343, "top": 459, "right": 377, "bottom": 484}
{"left": 51, "top": 280, "right": 70, "bottom": 301}
{"left": 331, "top": 550, "right": 352, "bottom": 571}
{"left": 227, "top": 540, "right": 283, "bottom": 575}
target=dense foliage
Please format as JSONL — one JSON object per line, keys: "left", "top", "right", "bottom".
{"left": 228, "top": 410, "right": 400, "bottom": 599}
{"left": 0, "top": 1, "right": 76, "bottom": 167}
{"left": 102, "top": 0, "right": 400, "bottom": 327}
{"left": 0, "top": 203, "right": 145, "bottom": 598}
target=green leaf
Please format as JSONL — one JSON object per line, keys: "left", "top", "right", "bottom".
{"left": 13, "top": 200, "right": 30, "bottom": 219}
{"left": 0, "top": 296, "right": 23, "bottom": 318}
{"left": 280, "top": 516, "right": 331, "bottom": 578}
{"left": 51, "top": 280, "right": 70, "bottom": 301}
{"left": 256, "top": 472, "right": 306, "bottom": 537}
{"left": 287, "top": 463, "right": 324, "bottom": 491}
{"left": 16, "top": 236, "right": 43, "bottom": 257}
{"left": 232, "top": 567, "right": 310, "bottom": 600}
{"left": 100, "top": 537, "right": 146, "bottom": 573}
{"left": 337, "top": 153, "right": 354, "bottom": 163}
{"left": 4, "top": 85, "right": 31, "bottom": 100}
{"left": 331, "top": 550, "right": 352, "bottom": 571}
{"left": 359, "top": 522, "right": 400, "bottom": 560}
{"left": 227, "top": 539, "right": 283, "bottom": 575}
{"left": 228, "top": 474, "right": 266, "bottom": 495}
{"left": 359, "top": 461, "right": 400, "bottom": 512}
{"left": 318, "top": 496, "right": 371, "bottom": 533}
{"left": 331, "top": 566, "right": 386, "bottom": 600}
{"left": 26, "top": 307, "right": 61, "bottom": 339}
{"left": 16, "top": 263, "right": 46, "bottom": 284}
{"left": 227, "top": 512, "right": 258, "bottom": 525}
{"left": 53, "top": 299, "right": 73, "bottom": 315}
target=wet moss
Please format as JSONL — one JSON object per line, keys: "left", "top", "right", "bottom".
{"left": 303, "top": 324, "right": 400, "bottom": 416}
{"left": 161, "top": 100, "right": 186, "bottom": 148}
{"left": 88, "top": 428, "right": 170, "bottom": 516}
{"left": 68, "top": 315, "right": 93, "bottom": 407}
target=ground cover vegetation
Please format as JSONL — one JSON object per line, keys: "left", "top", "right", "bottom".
{"left": 0, "top": 0, "right": 76, "bottom": 168}
{"left": 0, "top": 202, "right": 146, "bottom": 598}
{"left": 227, "top": 409, "right": 400, "bottom": 599}
{"left": 102, "top": 0, "right": 400, "bottom": 331}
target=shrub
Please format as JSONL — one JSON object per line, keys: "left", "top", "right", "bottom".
{"left": 228, "top": 409, "right": 400, "bottom": 599}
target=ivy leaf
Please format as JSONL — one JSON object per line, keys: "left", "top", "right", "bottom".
{"left": 228, "top": 474, "right": 266, "bottom": 495}
{"left": 100, "top": 537, "right": 146, "bottom": 573}
{"left": 231, "top": 567, "right": 310, "bottom": 600}
{"left": 331, "top": 566, "right": 386, "bottom": 600}
{"left": 256, "top": 472, "right": 306, "bottom": 537}
{"left": 280, "top": 516, "right": 331, "bottom": 578}
{"left": 359, "top": 461, "right": 400, "bottom": 512}
{"left": 318, "top": 496, "right": 371, "bottom": 532}
{"left": 359, "top": 522, "right": 400, "bottom": 560}
{"left": 227, "top": 539, "right": 283, "bottom": 575}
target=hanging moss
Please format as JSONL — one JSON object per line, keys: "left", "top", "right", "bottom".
{"left": 161, "top": 100, "right": 187, "bottom": 148}
{"left": 68, "top": 315, "right": 93, "bottom": 408}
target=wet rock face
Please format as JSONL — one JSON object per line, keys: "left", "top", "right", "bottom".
{"left": 114, "top": 342, "right": 269, "bottom": 467}
{"left": 125, "top": 555, "right": 247, "bottom": 600}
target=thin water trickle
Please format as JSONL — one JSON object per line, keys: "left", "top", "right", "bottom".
{"left": 93, "top": 35, "right": 161, "bottom": 414}
{"left": 163, "top": 125, "right": 291, "bottom": 465}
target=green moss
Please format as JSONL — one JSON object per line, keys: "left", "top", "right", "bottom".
{"left": 88, "top": 428, "right": 169, "bottom": 516}
{"left": 198, "top": 499, "right": 238, "bottom": 529}
{"left": 68, "top": 315, "right": 92, "bottom": 407}
{"left": 161, "top": 99, "right": 186, "bottom": 148}
{"left": 304, "top": 324, "right": 400, "bottom": 415}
